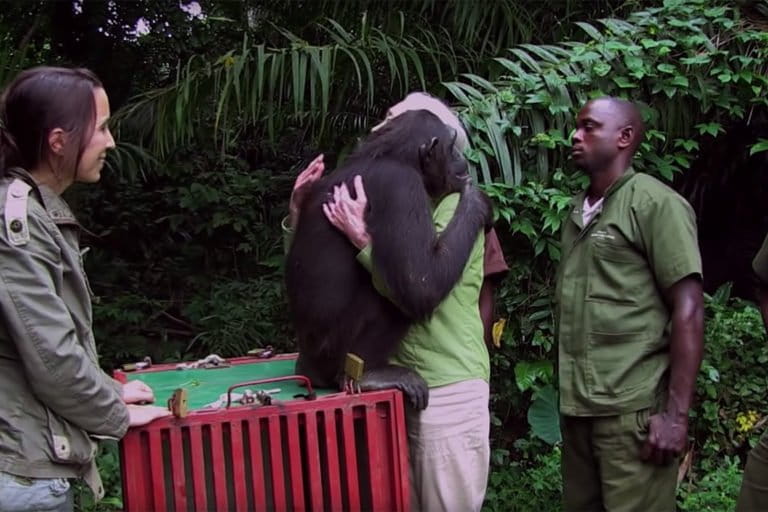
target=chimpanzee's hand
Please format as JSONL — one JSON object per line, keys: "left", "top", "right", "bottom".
{"left": 359, "top": 365, "right": 429, "bottom": 410}
{"left": 289, "top": 154, "right": 325, "bottom": 229}
{"left": 461, "top": 181, "right": 494, "bottom": 230}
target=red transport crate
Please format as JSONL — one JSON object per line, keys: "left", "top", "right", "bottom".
{"left": 114, "top": 355, "right": 410, "bottom": 512}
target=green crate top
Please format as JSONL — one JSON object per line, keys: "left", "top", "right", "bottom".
{"left": 125, "top": 357, "right": 334, "bottom": 410}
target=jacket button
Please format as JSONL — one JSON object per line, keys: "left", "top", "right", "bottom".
{"left": 9, "top": 219, "right": 22, "bottom": 233}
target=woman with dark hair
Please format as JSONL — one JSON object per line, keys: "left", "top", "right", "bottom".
{"left": 0, "top": 67, "right": 169, "bottom": 511}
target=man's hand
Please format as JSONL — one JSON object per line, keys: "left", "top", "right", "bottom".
{"left": 122, "top": 379, "right": 155, "bottom": 404}
{"left": 127, "top": 404, "right": 172, "bottom": 427}
{"left": 323, "top": 175, "right": 370, "bottom": 250}
{"left": 640, "top": 412, "right": 688, "bottom": 465}
{"left": 289, "top": 154, "right": 325, "bottom": 229}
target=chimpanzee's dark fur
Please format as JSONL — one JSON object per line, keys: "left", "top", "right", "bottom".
{"left": 285, "top": 109, "right": 491, "bottom": 409}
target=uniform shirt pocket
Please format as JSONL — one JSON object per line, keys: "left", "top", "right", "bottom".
{"left": 586, "top": 332, "right": 654, "bottom": 397}
{"left": 587, "top": 240, "right": 646, "bottom": 305}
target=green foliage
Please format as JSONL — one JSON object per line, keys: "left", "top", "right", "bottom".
{"left": 450, "top": 0, "right": 768, "bottom": 184}
{"left": 678, "top": 456, "right": 743, "bottom": 511}
{"left": 113, "top": 1, "right": 645, "bottom": 159}
{"left": 73, "top": 149, "right": 295, "bottom": 365}
{"left": 183, "top": 276, "right": 290, "bottom": 356}
{"left": 483, "top": 445, "right": 562, "bottom": 512}
{"left": 73, "top": 442, "right": 122, "bottom": 512}
{"left": 689, "top": 284, "right": 768, "bottom": 460}
{"left": 528, "top": 385, "right": 562, "bottom": 445}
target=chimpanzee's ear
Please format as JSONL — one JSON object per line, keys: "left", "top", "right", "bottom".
{"left": 418, "top": 137, "right": 440, "bottom": 163}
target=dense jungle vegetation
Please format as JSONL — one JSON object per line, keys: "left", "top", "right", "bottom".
{"left": 1, "top": 0, "right": 767, "bottom": 509}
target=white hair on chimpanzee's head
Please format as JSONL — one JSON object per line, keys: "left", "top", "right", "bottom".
{"left": 371, "top": 92, "right": 469, "bottom": 151}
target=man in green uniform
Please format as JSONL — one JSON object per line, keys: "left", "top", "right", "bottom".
{"left": 555, "top": 97, "right": 704, "bottom": 511}
{"left": 736, "top": 233, "right": 768, "bottom": 511}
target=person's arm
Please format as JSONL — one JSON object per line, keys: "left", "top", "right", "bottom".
{"left": 758, "top": 283, "right": 768, "bottom": 334}
{"left": 283, "top": 154, "right": 326, "bottom": 254}
{"left": 0, "top": 212, "right": 129, "bottom": 438}
{"left": 481, "top": 228, "right": 508, "bottom": 347}
{"left": 479, "top": 280, "right": 496, "bottom": 347}
{"left": 634, "top": 193, "right": 704, "bottom": 465}
{"left": 752, "top": 234, "right": 768, "bottom": 332}
{"left": 640, "top": 276, "right": 704, "bottom": 465}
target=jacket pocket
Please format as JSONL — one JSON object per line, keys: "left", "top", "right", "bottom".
{"left": 586, "top": 332, "right": 653, "bottom": 397}
{"left": 45, "top": 409, "right": 97, "bottom": 466}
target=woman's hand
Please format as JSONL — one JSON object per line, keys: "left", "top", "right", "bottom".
{"left": 322, "top": 175, "right": 371, "bottom": 250}
{"left": 122, "top": 380, "right": 155, "bottom": 404}
{"left": 127, "top": 404, "right": 172, "bottom": 427}
{"left": 289, "top": 154, "right": 325, "bottom": 229}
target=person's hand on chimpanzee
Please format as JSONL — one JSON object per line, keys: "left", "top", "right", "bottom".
{"left": 323, "top": 175, "right": 370, "bottom": 250}
{"left": 289, "top": 153, "right": 325, "bottom": 229}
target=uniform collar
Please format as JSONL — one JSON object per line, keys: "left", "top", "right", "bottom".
{"left": 569, "top": 168, "right": 636, "bottom": 230}
{"left": 571, "top": 168, "right": 636, "bottom": 208}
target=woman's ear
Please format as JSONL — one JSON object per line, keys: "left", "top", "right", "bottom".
{"left": 47, "top": 128, "right": 67, "bottom": 156}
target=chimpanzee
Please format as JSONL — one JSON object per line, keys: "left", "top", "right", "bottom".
{"left": 285, "top": 109, "right": 491, "bottom": 409}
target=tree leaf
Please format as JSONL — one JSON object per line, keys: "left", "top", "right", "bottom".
{"left": 528, "top": 385, "right": 562, "bottom": 445}
{"left": 749, "top": 139, "right": 768, "bottom": 156}
{"left": 514, "top": 360, "right": 554, "bottom": 392}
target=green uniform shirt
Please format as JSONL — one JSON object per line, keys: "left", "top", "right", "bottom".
{"left": 357, "top": 193, "right": 489, "bottom": 388}
{"left": 555, "top": 170, "right": 702, "bottom": 416}
{"left": 753, "top": 234, "right": 768, "bottom": 285}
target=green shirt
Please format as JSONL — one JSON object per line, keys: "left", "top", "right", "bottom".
{"left": 555, "top": 170, "right": 702, "bottom": 416}
{"left": 753, "top": 234, "right": 768, "bottom": 285}
{"left": 357, "top": 193, "right": 489, "bottom": 388}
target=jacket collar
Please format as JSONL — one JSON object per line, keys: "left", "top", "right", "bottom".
{"left": 6, "top": 167, "right": 79, "bottom": 226}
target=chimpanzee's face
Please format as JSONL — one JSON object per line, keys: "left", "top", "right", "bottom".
{"left": 420, "top": 134, "right": 470, "bottom": 199}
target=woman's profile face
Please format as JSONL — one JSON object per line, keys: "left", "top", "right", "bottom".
{"left": 75, "top": 87, "right": 115, "bottom": 184}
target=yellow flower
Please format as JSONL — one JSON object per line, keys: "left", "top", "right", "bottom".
{"left": 736, "top": 410, "right": 760, "bottom": 433}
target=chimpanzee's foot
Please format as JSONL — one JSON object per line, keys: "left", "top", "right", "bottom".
{"left": 358, "top": 365, "right": 429, "bottom": 410}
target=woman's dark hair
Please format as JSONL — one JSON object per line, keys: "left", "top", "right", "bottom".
{"left": 0, "top": 66, "right": 102, "bottom": 177}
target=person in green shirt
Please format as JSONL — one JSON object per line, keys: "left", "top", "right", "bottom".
{"left": 556, "top": 97, "right": 704, "bottom": 511}
{"left": 287, "top": 93, "right": 504, "bottom": 512}
{"left": 736, "top": 233, "right": 768, "bottom": 511}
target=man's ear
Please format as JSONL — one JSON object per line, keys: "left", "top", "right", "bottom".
{"left": 47, "top": 128, "right": 67, "bottom": 156}
{"left": 618, "top": 125, "right": 634, "bottom": 150}
{"left": 418, "top": 137, "right": 440, "bottom": 163}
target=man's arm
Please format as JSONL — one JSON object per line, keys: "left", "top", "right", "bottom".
{"left": 640, "top": 275, "right": 704, "bottom": 465}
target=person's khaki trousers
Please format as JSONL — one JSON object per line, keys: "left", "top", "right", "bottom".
{"left": 406, "top": 379, "right": 490, "bottom": 512}
{"left": 561, "top": 410, "right": 678, "bottom": 511}
{"left": 737, "top": 429, "right": 768, "bottom": 511}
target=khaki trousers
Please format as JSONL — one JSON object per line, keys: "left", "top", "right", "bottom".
{"left": 737, "top": 430, "right": 768, "bottom": 511}
{"left": 561, "top": 410, "right": 678, "bottom": 512}
{"left": 406, "top": 379, "right": 490, "bottom": 512}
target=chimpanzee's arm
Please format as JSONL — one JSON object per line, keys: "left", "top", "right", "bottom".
{"left": 364, "top": 162, "right": 490, "bottom": 321}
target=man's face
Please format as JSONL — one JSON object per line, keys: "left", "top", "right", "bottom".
{"left": 571, "top": 99, "right": 622, "bottom": 173}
